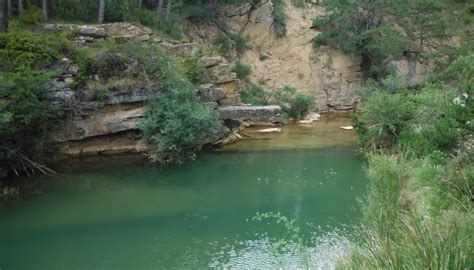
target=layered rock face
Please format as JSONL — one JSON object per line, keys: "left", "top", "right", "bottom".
{"left": 188, "top": 0, "right": 433, "bottom": 111}
{"left": 46, "top": 23, "right": 282, "bottom": 158}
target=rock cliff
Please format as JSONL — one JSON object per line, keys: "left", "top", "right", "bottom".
{"left": 188, "top": 0, "right": 434, "bottom": 111}
{"left": 45, "top": 22, "right": 282, "bottom": 158}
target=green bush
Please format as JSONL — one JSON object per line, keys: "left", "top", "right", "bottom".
{"left": 0, "top": 30, "right": 65, "bottom": 71}
{"left": 83, "top": 50, "right": 127, "bottom": 82}
{"left": 232, "top": 61, "right": 252, "bottom": 79}
{"left": 239, "top": 83, "right": 269, "bottom": 105}
{"left": 0, "top": 69, "right": 58, "bottom": 177}
{"left": 140, "top": 88, "right": 221, "bottom": 163}
{"left": 311, "top": 0, "right": 451, "bottom": 78}
{"left": 229, "top": 34, "right": 247, "bottom": 53}
{"left": 259, "top": 53, "right": 269, "bottom": 61}
{"left": 354, "top": 91, "right": 415, "bottom": 150}
{"left": 182, "top": 55, "right": 205, "bottom": 85}
{"left": 18, "top": 6, "right": 44, "bottom": 25}
{"left": 272, "top": 0, "right": 287, "bottom": 37}
{"left": 346, "top": 154, "right": 474, "bottom": 270}
{"left": 215, "top": 33, "right": 233, "bottom": 58}
{"left": 272, "top": 84, "right": 315, "bottom": 119}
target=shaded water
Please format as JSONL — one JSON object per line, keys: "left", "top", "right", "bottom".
{"left": 0, "top": 115, "right": 366, "bottom": 269}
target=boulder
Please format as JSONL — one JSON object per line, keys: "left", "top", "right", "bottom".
{"left": 161, "top": 42, "right": 199, "bottom": 56}
{"left": 218, "top": 105, "right": 283, "bottom": 123}
{"left": 218, "top": 94, "right": 241, "bottom": 106}
{"left": 50, "top": 104, "right": 145, "bottom": 143}
{"left": 206, "top": 64, "right": 237, "bottom": 83}
{"left": 200, "top": 56, "right": 223, "bottom": 68}
{"left": 197, "top": 84, "right": 226, "bottom": 102}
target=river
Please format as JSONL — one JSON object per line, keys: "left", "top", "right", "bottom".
{"left": 0, "top": 115, "right": 366, "bottom": 269}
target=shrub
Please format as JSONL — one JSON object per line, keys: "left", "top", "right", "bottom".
{"left": 239, "top": 84, "right": 269, "bottom": 105}
{"left": 0, "top": 30, "right": 64, "bottom": 70}
{"left": 215, "top": 33, "right": 233, "bottom": 58}
{"left": 272, "top": 0, "right": 287, "bottom": 37}
{"left": 181, "top": 55, "right": 205, "bottom": 85}
{"left": 229, "top": 34, "right": 247, "bottom": 53}
{"left": 232, "top": 61, "right": 252, "bottom": 79}
{"left": 18, "top": 6, "right": 44, "bottom": 25}
{"left": 0, "top": 69, "right": 58, "bottom": 177}
{"left": 272, "top": 84, "right": 315, "bottom": 119}
{"left": 140, "top": 88, "right": 221, "bottom": 163}
{"left": 259, "top": 53, "right": 269, "bottom": 61}
{"left": 354, "top": 91, "right": 415, "bottom": 150}
{"left": 83, "top": 50, "right": 127, "bottom": 82}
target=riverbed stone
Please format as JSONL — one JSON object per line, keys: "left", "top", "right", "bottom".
{"left": 217, "top": 105, "right": 283, "bottom": 123}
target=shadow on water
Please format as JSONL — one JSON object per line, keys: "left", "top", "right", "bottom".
{"left": 0, "top": 114, "right": 365, "bottom": 269}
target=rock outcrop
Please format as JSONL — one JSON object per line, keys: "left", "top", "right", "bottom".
{"left": 45, "top": 26, "right": 281, "bottom": 158}
{"left": 218, "top": 105, "right": 283, "bottom": 124}
{"left": 188, "top": 0, "right": 433, "bottom": 111}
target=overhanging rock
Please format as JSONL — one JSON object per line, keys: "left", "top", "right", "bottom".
{"left": 217, "top": 105, "right": 283, "bottom": 124}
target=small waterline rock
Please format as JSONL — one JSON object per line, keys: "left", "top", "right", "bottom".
{"left": 258, "top": 128, "right": 282, "bottom": 133}
{"left": 339, "top": 126, "right": 354, "bottom": 131}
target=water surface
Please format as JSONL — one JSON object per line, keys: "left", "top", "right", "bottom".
{"left": 0, "top": 115, "right": 365, "bottom": 269}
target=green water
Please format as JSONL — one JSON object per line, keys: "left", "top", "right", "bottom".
{"left": 0, "top": 117, "right": 366, "bottom": 269}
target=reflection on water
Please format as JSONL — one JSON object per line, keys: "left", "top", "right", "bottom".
{"left": 0, "top": 114, "right": 364, "bottom": 269}
{"left": 210, "top": 229, "right": 353, "bottom": 269}
{"left": 220, "top": 113, "right": 357, "bottom": 151}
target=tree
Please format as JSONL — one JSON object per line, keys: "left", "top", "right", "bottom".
{"left": 18, "top": 0, "right": 22, "bottom": 14}
{"left": 42, "top": 0, "right": 47, "bottom": 21}
{"left": 165, "top": 0, "right": 172, "bottom": 21}
{"left": 6, "top": 0, "right": 10, "bottom": 17}
{"left": 313, "top": 0, "right": 407, "bottom": 77}
{"left": 138, "top": 0, "right": 143, "bottom": 8}
{"left": 98, "top": 0, "right": 105, "bottom": 23}
{"left": 156, "top": 0, "right": 164, "bottom": 25}
{"left": 400, "top": 0, "right": 450, "bottom": 53}
{"left": 0, "top": 0, "right": 7, "bottom": 32}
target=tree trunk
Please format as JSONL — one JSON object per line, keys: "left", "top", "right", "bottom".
{"left": 156, "top": 0, "right": 164, "bottom": 25}
{"left": 98, "top": 0, "right": 105, "bottom": 23}
{"left": 18, "top": 0, "right": 23, "bottom": 14}
{"left": 42, "top": 0, "right": 47, "bottom": 21}
{"left": 165, "top": 0, "right": 172, "bottom": 21}
{"left": 0, "top": 0, "right": 7, "bottom": 32}
{"left": 6, "top": 0, "right": 10, "bottom": 17}
{"left": 138, "top": 0, "right": 142, "bottom": 8}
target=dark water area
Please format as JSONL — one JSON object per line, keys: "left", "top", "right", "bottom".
{"left": 0, "top": 115, "right": 367, "bottom": 269}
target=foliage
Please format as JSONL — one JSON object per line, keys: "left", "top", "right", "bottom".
{"left": 215, "top": 33, "right": 233, "bottom": 58}
{"left": 312, "top": 0, "right": 449, "bottom": 78}
{"left": 214, "top": 33, "right": 247, "bottom": 57}
{"left": 272, "top": 85, "right": 315, "bottom": 119}
{"left": 181, "top": 55, "right": 205, "bottom": 85}
{"left": 354, "top": 91, "right": 415, "bottom": 150}
{"left": 345, "top": 154, "right": 474, "bottom": 269}
{"left": 232, "top": 61, "right": 252, "bottom": 79}
{"left": 272, "top": 0, "right": 287, "bottom": 37}
{"left": 228, "top": 33, "right": 247, "bottom": 53}
{"left": 0, "top": 30, "right": 66, "bottom": 71}
{"left": 259, "top": 53, "right": 269, "bottom": 61}
{"left": 346, "top": 53, "right": 474, "bottom": 270}
{"left": 0, "top": 69, "right": 58, "bottom": 177}
{"left": 239, "top": 83, "right": 269, "bottom": 105}
{"left": 291, "top": 0, "right": 305, "bottom": 8}
{"left": 140, "top": 88, "right": 221, "bottom": 163}
{"left": 18, "top": 6, "right": 43, "bottom": 25}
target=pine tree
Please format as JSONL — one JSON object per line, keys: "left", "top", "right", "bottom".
{"left": 42, "top": 0, "right": 47, "bottom": 21}
{"left": 98, "top": 0, "right": 105, "bottom": 23}
{"left": 18, "top": 0, "right": 23, "bottom": 14}
{"left": 165, "top": 0, "right": 172, "bottom": 21}
{"left": 0, "top": 0, "right": 7, "bottom": 32}
{"left": 156, "top": 0, "right": 164, "bottom": 25}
